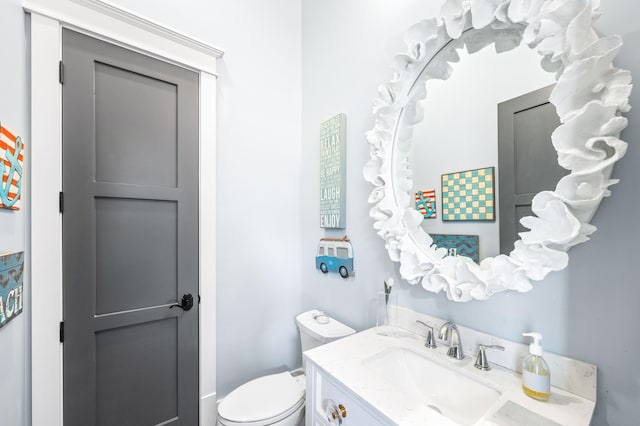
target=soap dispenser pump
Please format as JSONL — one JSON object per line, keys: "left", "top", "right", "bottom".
{"left": 522, "top": 332, "right": 551, "bottom": 401}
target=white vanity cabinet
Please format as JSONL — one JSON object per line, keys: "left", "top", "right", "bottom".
{"left": 305, "top": 359, "right": 391, "bottom": 426}
{"left": 302, "top": 319, "right": 597, "bottom": 426}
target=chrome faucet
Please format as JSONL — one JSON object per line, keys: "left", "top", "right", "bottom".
{"left": 415, "top": 320, "right": 437, "bottom": 349}
{"left": 439, "top": 321, "right": 464, "bottom": 360}
{"left": 474, "top": 344, "right": 505, "bottom": 371}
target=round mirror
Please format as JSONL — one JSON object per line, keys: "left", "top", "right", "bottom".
{"left": 364, "top": 0, "right": 632, "bottom": 301}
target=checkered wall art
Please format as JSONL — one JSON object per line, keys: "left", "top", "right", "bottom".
{"left": 441, "top": 166, "right": 495, "bottom": 221}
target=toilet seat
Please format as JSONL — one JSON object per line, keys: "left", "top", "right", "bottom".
{"left": 218, "top": 372, "right": 306, "bottom": 426}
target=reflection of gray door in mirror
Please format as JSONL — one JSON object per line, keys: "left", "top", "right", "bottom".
{"left": 497, "top": 84, "right": 565, "bottom": 255}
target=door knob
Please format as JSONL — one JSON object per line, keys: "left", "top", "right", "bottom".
{"left": 170, "top": 293, "right": 194, "bottom": 311}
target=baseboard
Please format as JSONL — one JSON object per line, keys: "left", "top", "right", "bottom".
{"left": 200, "top": 392, "right": 217, "bottom": 426}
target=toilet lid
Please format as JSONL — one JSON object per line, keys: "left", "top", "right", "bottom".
{"left": 218, "top": 372, "right": 306, "bottom": 423}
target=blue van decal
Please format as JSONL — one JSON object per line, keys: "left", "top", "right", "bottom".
{"left": 316, "top": 236, "right": 354, "bottom": 278}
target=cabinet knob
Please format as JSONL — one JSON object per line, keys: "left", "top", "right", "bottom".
{"left": 338, "top": 404, "right": 347, "bottom": 418}
{"left": 325, "top": 399, "right": 347, "bottom": 424}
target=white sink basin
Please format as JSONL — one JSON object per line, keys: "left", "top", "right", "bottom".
{"left": 363, "top": 347, "right": 502, "bottom": 425}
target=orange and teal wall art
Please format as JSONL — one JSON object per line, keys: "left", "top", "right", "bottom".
{"left": 0, "top": 124, "right": 24, "bottom": 211}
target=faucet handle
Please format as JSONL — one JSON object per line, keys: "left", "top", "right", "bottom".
{"left": 415, "top": 320, "right": 437, "bottom": 348}
{"left": 474, "top": 344, "right": 505, "bottom": 371}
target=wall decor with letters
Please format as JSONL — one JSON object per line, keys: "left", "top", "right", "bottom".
{"left": 0, "top": 251, "right": 24, "bottom": 329}
{"left": 319, "top": 113, "right": 346, "bottom": 228}
{"left": 430, "top": 234, "right": 480, "bottom": 263}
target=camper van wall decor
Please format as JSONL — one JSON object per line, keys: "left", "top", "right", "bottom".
{"left": 0, "top": 251, "right": 24, "bottom": 329}
{"left": 316, "top": 236, "right": 353, "bottom": 278}
{"left": 319, "top": 113, "right": 346, "bottom": 229}
{"left": 0, "top": 124, "right": 24, "bottom": 210}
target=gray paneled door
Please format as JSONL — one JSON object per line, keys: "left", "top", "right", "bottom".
{"left": 497, "top": 84, "right": 566, "bottom": 255}
{"left": 62, "top": 29, "right": 199, "bottom": 426}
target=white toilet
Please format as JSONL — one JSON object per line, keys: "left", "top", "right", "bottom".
{"left": 216, "top": 310, "right": 355, "bottom": 426}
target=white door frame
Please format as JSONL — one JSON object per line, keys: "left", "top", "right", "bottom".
{"left": 25, "top": 1, "right": 223, "bottom": 425}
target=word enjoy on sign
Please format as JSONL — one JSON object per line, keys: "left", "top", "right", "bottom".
{"left": 320, "top": 213, "right": 341, "bottom": 228}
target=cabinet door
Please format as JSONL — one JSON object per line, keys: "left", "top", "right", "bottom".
{"left": 307, "top": 362, "right": 392, "bottom": 426}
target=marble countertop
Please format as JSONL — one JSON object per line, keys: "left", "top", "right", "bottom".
{"left": 304, "top": 327, "right": 595, "bottom": 426}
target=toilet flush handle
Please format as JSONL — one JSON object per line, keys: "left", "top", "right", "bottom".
{"left": 313, "top": 311, "right": 330, "bottom": 324}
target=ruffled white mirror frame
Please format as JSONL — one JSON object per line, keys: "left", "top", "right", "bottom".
{"left": 364, "top": 0, "right": 632, "bottom": 301}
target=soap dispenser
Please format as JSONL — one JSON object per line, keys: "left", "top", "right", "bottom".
{"left": 522, "top": 332, "right": 551, "bottom": 401}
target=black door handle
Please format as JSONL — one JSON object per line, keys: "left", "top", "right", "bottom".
{"left": 170, "top": 293, "right": 194, "bottom": 311}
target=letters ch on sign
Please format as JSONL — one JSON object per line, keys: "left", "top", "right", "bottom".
{"left": 0, "top": 252, "right": 25, "bottom": 328}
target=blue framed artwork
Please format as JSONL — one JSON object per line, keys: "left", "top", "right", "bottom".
{"left": 319, "top": 114, "right": 346, "bottom": 228}
{"left": 0, "top": 251, "right": 24, "bottom": 329}
{"left": 441, "top": 166, "right": 495, "bottom": 221}
{"left": 430, "top": 234, "right": 480, "bottom": 263}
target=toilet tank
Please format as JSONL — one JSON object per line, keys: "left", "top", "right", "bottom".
{"left": 295, "top": 310, "right": 355, "bottom": 354}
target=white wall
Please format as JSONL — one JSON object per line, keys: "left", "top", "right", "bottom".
{"left": 109, "top": 0, "right": 303, "bottom": 398}
{"left": 302, "top": 0, "right": 430, "bottom": 331}
{"left": 302, "top": 1, "right": 640, "bottom": 424}
{"left": 0, "top": 1, "right": 29, "bottom": 425}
